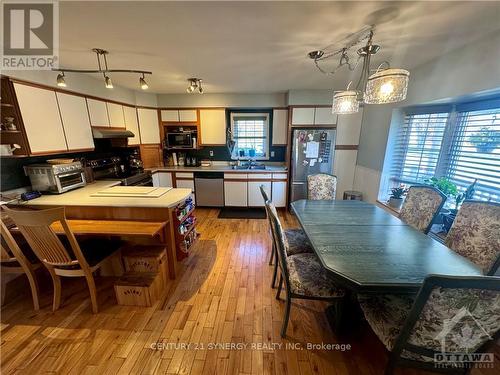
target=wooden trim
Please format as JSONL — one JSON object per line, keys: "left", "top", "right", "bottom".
{"left": 288, "top": 104, "right": 331, "bottom": 108}
{"left": 67, "top": 147, "right": 95, "bottom": 153}
{"left": 29, "top": 149, "right": 70, "bottom": 156}
{"left": 223, "top": 179, "right": 249, "bottom": 182}
{"left": 335, "top": 145, "right": 359, "bottom": 150}
{"left": 175, "top": 177, "right": 194, "bottom": 181}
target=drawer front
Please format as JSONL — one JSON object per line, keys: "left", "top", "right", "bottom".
{"left": 224, "top": 173, "right": 248, "bottom": 180}
{"left": 272, "top": 173, "right": 288, "bottom": 180}
{"left": 175, "top": 172, "right": 194, "bottom": 179}
{"left": 248, "top": 173, "right": 272, "bottom": 180}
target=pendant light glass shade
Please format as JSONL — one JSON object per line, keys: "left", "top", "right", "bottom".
{"left": 364, "top": 68, "right": 409, "bottom": 104}
{"left": 332, "top": 91, "right": 359, "bottom": 114}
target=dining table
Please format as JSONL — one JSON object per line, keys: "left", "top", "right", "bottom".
{"left": 290, "top": 199, "right": 483, "bottom": 333}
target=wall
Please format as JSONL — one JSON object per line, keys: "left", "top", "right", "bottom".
{"left": 353, "top": 31, "right": 500, "bottom": 202}
{"left": 157, "top": 93, "right": 286, "bottom": 108}
{"left": 287, "top": 90, "right": 332, "bottom": 106}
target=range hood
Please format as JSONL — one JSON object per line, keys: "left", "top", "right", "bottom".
{"left": 92, "top": 128, "right": 134, "bottom": 139}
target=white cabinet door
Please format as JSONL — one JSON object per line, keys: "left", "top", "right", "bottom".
{"left": 152, "top": 172, "right": 160, "bottom": 187}
{"left": 291, "top": 108, "right": 315, "bottom": 125}
{"left": 272, "top": 181, "right": 287, "bottom": 208}
{"left": 107, "top": 102, "right": 125, "bottom": 128}
{"left": 176, "top": 179, "right": 194, "bottom": 191}
{"left": 158, "top": 172, "right": 173, "bottom": 187}
{"left": 314, "top": 107, "right": 337, "bottom": 125}
{"left": 224, "top": 181, "right": 248, "bottom": 206}
{"left": 199, "top": 109, "right": 226, "bottom": 145}
{"left": 137, "top": 108, "right": 160, "bottom": 144}
{"left": 123, "top": 106, "right": 141, "bottom": 145}
{"left": 56, "top": 92, "right": 94, "bottom": 151}
{"left": 248, "top": 181, "right": 271, "bottom": 207}
{"left": 272, "top": 109, "right": 288, "bottom": 145}
{"left": 14, "top": 83, "right": 67, "bottom": 154}
{"left": 160, "top": 110, "right": 179, "bottom": 122}
{"left": 87, "top": 98, "right": 109, "bottom": 127}
{"left": 179, "top": 109, "right": 198, "bottom": 122}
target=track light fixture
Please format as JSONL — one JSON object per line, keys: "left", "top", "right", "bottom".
{"left": 186, "top": 78, "right": 204, "bottom": 94}
{"left": 52, "top": 48, "right": 152, "bottom": 90}
{"left": 56, "top": 72, "right": 66, "bottom": 87}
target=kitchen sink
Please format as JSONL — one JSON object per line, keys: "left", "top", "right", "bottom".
{"left": 231, "top": 164, "right": 267, "bottom": 170}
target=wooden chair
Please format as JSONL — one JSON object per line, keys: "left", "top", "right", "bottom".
{"left": 399, "top": 186, "right": 447, "bottom": 234}
{"left": 4, "top": 207, "right": 123, "bottom": 313}
{"left": 265, "top": 200, "right": 345, "bottom": 337}
{"left": 307, "top": 173, "right": 337, "bottom": 200}
{"left": 445, "top": 200, "right": 500, "bottom": 276}
{"left": 1, "top": 219, "right": 41, "bottom": 310}
{"left": 358, "top": 275, "right": 500, "bottom": 375}
{"left": 259, "top": 185, "right": 313, "bottom": 289}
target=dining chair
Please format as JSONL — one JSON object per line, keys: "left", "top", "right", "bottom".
{"left": 445, "top": 200, "right": 500, "bottom": 276}
{"left": 307, "top": 173, "right": 337, "bottom": 200}
{"left": 358, "top": 275, "right": 500, "bottom": 375}
{"left": 4, "top": 207, "right": 123, "bottom": 313}
{"left": 399, "top": 185, "right": 447, "bottom": 234}
{"left": 265, "top": 200, "right": 345, "bottom": 337}
{"left": 259, "top": 185, "right": 313, "bottom": 289}
{"left": 1, "top": 218, "right": 41, "bottom": 310}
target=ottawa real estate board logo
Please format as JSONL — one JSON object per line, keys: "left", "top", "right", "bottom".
{"left": 1, "top": 1, "right": 59, "bottom": 70}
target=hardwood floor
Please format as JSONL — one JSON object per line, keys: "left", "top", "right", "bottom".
{"left": 1, "top": 208, "right": 498, "bottom": 375}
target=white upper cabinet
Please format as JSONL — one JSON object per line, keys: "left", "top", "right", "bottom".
{"left": 161, "top": 110, "right": 179, "bottom": 122}
{"left": 123, "top": 106, "right": 141, "bottom": 145}
{"left": 107, "top": 102, "right": 125, "bottom": 128}
{"left": 291, "top": 107, "right": 315, "bottom": 125}
{"left": 137, "top": 108, "right": 160, "bottom": 144}
{"left": 272, "top": 109, "right": 288, "bottom": 145}
{"left": 14, "top": 83, "right": 67, "bottom": 154}
{"left": 199, "top": 109, "right": 226, "bottom": 145}
{"left": 314, "top": 107, "right": 337, "bottom": 125}
{"left": 87, "top": 98, "right": 109, "bottom": 127}
{"left": 56, "top": 92, "right": 94, "bottom": 151}
{"left": 161, "top": 109, "right": 198, "bottom": 123}
{"left": 179, "top": 109, "right": 198, "bottom": 122}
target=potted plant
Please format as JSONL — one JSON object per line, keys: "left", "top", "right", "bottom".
{"left": 424, "top": 177, "right": 458, "bottom": 198}
{"left": 388, "top": 186, "right": 407, "bottom": 210}
{"left": 468, "top": 127, "right": 499, "bottom": 153}
{"left": 442, "top": 179, "right": 477, "bottom": 232}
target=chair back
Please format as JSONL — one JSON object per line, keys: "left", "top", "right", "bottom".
{"left": 265, "top": 200, "right": 291, "bottom": 286}
{"left": 3, "top": 207, "right": 85, "bottom": 269}
{"left": 0, "top": 219, "right": 23, "bottom": 264}
{"left": 391, "top": 275, "right": 500, "bottom": 365}
{"left": 399, "top": 186, "right": 446, "bottom": 234}
{"left": 259, "top": 184, "right": 270, "bottom": 204}
{"left": 445, "top": 200, "right": 500, "bottom": 275}
{"left": 307, "top": 173, "right": 337, "bottom": 200}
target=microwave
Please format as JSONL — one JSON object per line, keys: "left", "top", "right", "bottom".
{"left": 24, "top": 161, "right": 86, "bottom": 194}
{"left": 166, "top": 129, "right": 194, "bottom": 149}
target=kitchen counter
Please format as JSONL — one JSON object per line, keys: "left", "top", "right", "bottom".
{"left": 148, "top": 165, "right": 288, "bottom": 173}
{"left": 17, "top": 181, "right": 192, "bottom": 209}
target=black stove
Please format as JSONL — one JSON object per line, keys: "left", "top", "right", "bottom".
{"left": 87, "top": 156, "right": 152, "bottom": 186}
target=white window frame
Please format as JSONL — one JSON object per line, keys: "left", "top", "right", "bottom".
{"left": 230, "top": 112, "right": 270, "bottom": 161}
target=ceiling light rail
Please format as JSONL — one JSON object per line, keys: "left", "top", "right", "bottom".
{"left": 53, "top": 48, "right": 152, "bottom": 90}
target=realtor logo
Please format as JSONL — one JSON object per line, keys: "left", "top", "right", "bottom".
{"left": 1, "top": 0, "right": 59, "bottom": 69}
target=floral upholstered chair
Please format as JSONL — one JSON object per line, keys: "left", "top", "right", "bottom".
{"left": 399, "top": 186, "right": 446, "bottom": 234}
{"left": 445, "top": 201, "right": 500, "bottom": 275}
{"left": 266, "top": 200, "right": 345, "bottom": 337}
{"left": 307, "top": 173, "right": 337, "bottom": 200}
{"left": 358, "top": 275, "right": 500, "bottom": 375}
{"left": 260, "top": 185, "right": 313, "bottom": 289}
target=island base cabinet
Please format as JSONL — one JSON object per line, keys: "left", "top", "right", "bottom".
{"left": 248, "top": 181, "right": 271, "bottom": 207}
{"left": 224, "top": 181, "right": 248, "bottom": 206}
{"left": 272, "top": 181, "right": 287, "bottom": 207}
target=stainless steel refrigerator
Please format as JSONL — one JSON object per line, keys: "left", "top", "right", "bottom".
{"left": 290, "top": 128, "right": 336, "bottom": 203}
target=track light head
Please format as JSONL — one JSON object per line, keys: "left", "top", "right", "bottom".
{"left": 187, "top": 78, "right": 203, "bottom": 94}
{"left": 139, "top": 75, "right": 149, "bottom": 90}
{"left": 56, "top": 72, "right": 66, "bottom": 87}
{"left": 104, "top": 75, "right": 113, "bottom": 89}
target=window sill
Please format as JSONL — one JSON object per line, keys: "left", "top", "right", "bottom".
{"left": 376, "top": 199, "right": 401, "bottom": 217}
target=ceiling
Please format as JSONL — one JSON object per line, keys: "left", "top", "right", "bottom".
{"left": 58, "top": 1, "right": 500, "bottom": 94}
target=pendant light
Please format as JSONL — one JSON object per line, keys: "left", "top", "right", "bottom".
{"left": 364, "top": 67, "right": 409, "bottom": 104}
{"left": 332, "top": 82, "right": 359, "bottom": 114}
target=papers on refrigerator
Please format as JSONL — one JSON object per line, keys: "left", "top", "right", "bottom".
{"left": 305, "top": 141, "right": 319, "bottom": 158}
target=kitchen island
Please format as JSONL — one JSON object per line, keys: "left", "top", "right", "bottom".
{"left": 18, "top": 181, "right": 193, "bottom": 279}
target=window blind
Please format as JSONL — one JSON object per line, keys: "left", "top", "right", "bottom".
{"left": 232, "top": 115, "right": 268, "bottom": 158}
{"left": 392, "top": 112, "right": 449, "bottom": 183}
{"left": 446, "top": 108, "right": 500, "bottom": 201}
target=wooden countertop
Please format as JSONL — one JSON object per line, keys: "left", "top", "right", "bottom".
{"left": 15, "top": 181, "right": 192, "bottom": 209}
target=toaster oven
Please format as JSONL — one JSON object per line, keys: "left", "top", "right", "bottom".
{"left": 24, "top": 161, "right": 86, "bottom": 194}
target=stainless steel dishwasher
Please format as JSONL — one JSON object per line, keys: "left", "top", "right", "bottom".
{"left": 194, "top": 172, "right": 224, "bottom": 207}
